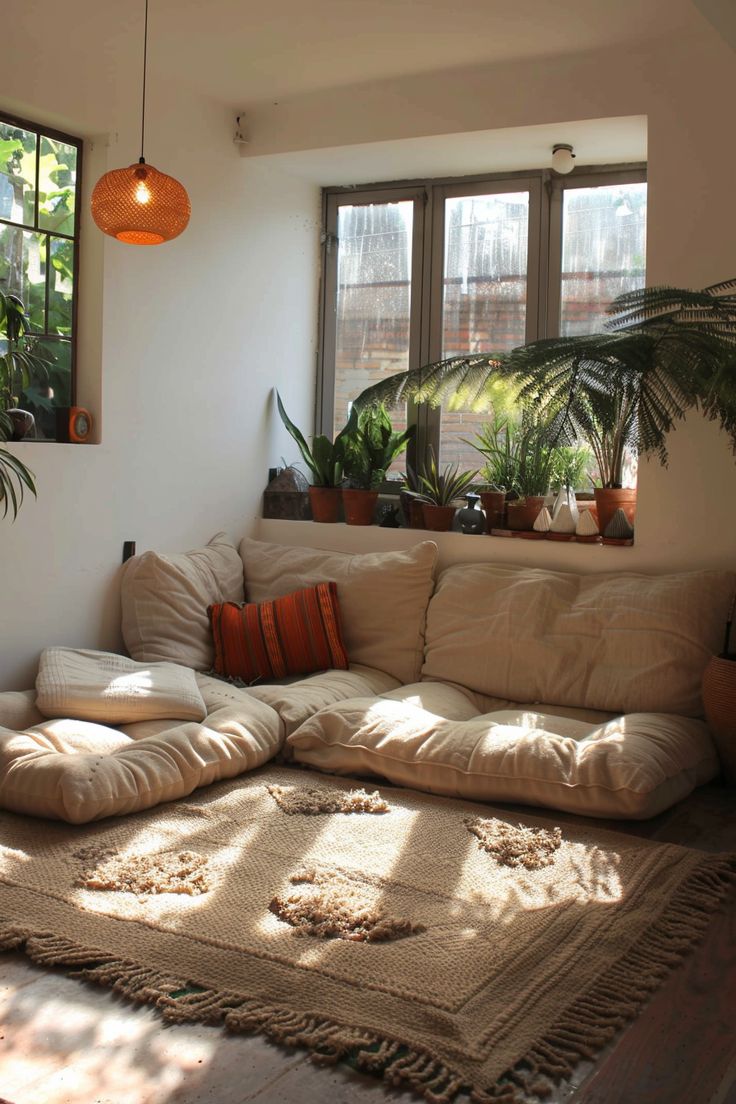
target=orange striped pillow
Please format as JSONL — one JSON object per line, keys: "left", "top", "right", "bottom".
{"left": 208, "top": 582, "right": 349, "bottom": 683}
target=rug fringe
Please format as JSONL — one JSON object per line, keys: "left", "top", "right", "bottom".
{"left": 1, "top": 853, "right": 733, "bottom": 1104}
{"left": 491, "top": 854, "right": 735, "bottom": 1101}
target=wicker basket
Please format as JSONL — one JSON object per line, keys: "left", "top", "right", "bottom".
{"left": 702, "top": 655, "right": 736, "bottom": 783}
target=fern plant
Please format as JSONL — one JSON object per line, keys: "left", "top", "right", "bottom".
{"left": 352, "top": 279, "right": 736, "bottom": 488}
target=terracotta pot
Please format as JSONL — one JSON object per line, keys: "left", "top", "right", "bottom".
{"left": 342, "top": 488, "right": 378, "bottom": 526}
{"left": 702, "top": 655, "right": 736, "bottom": 783}
{"left": 399, "top": 489, "right": 426, "bottom": 529}
{"left": 421, "top": 503, "right": 457, "bottom": 531}
{"left": 506, "top": 496, "right": 546, "bottom": 532}
{"left": 479, "top": 491, "right": 506, "bottom": 533}
{"left": 308, "top": 485, "right": 341, "bottom": 523}
{"left": 594, "top": 487, "right": 637, "bottom": 537}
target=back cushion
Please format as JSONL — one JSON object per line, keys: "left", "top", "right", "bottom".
{"left": 239, "top": 538, "right": 438, "bottom": 684}
{"left": 422, "top": 563, "right": 735, "bottom": 717}
{"left": 121, "top": 532, "right": 245, "bottom": 671}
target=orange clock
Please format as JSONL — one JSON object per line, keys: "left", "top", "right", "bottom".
{"left": 56, "top": 406, "right": 93, "bottom": 443}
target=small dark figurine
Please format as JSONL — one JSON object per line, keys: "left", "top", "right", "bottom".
{"left": 379, "top": 504, "right": 401, "bottom": 528}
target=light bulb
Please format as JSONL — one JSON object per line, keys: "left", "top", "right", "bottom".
{"left": 551, "top": 144, "right": 576, "bottom": 175}
{"left": 135, "top": 181, "right": 151, "bottom": 204}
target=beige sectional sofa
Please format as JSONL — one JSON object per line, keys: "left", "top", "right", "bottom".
{"left": 0, "top": 532, "right": 732, "bottom": 824}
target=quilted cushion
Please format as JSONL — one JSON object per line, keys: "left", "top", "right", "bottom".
{"left": 288, "top": 697, "right": 719, "bottom": 819}
{"left": 239, "top": 538, "right": 438, "bottom": 684}
{"left": 121, "top": 532, "right": 244, "bottom": 671}
{"left": 0, "top": 696, "right": 282, "bottom": 824}
{"left": 423, "top": 563, "right": 735, "bottom": 717}
{"left": 35, "top": 647, "right": 207, "bottom": 724}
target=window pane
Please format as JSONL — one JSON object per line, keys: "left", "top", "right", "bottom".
{"left": 17, "top": 336, "right": 72, "bottom": 441}
{"left": 440, "top": 191, "right": 529, "bottom": 470}
{"left": 333, "top": 200, "right": 412, "bottom": 444}
{"left": 48, "top": 237, "right": 74, "bottom": 335}
{"left": 38, "top": 136, "right": 77, "bottom": 235}
{"left": 0, "top": 122, "right": 36, "bottom": 226}
{"left": 0, "top": 224, "right": 46, "bottom": 330}
{"left": 560, "top": 182, "right": 647, "bottom": 335}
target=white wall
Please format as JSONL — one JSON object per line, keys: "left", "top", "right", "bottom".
{"left": 0, "top": 74, "right": 320, "bottom": 689}
{"left": 245, "top": 26, "right": 736, "bottom": 576}
{"left": 3, "top": 21, "right": 736, "bottom": 688}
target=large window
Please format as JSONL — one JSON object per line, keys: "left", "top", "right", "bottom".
{"left": 319, "top": 166, "right": 646, "bottom": 475}
{"left": 0, "top": 111, "right": 82, "bottom": 439}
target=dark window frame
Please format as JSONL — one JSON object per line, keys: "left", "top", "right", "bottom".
{"left": 0, "top": 109, "right": 83, "bottom": 413}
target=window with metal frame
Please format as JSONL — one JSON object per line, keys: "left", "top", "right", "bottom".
{"left": 0, "top": 111, "right": 82, "bottom": 440}
{"left": 318, "top": 164, "right": 646, "bottom": 479}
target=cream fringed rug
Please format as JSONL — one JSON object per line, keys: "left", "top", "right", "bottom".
{"left": 0, "top": 767, "right": 733, "bottom": 1103}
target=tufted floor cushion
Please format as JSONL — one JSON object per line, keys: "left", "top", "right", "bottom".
{"left": 0, "top": 692, "right": 282, "bottom": 825}
{"left": 287, "top": 695, "right": 719, "bottom": 819}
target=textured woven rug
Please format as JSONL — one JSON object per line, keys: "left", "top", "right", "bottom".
{"left": 0, "top": 766, "right": 733, "bottom": 1103}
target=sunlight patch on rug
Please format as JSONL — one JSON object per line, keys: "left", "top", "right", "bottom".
{"left": 267, "top": 783, "right": 389, "bottom": 816}
{"left": 270, "top": 867, "right": 424, "bottom": 942}
{"left": 73, "top": 847, "right": 209, "bottom": 896}
{"left": 465, "top": 817, "right": 562, "bottom": 870}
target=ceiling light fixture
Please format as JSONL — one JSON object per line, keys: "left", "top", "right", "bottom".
{"left": 91, "top": 0, "right": 190, "bottom": 245}
{"left": 551, "top": 143, "right": 576, "bottom": 175}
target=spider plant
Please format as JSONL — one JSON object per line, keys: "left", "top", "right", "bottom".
{"left": 352, "top": 278, "right": 736, "bottom": 486}
{"left": 463, "top": 412, "right": 558, "bottom": 498}
{"left": 415, "top": 450, "right": 477, "bottom": 506}
{"left": 0, "top": 408, "right": 36, "bottom": 520}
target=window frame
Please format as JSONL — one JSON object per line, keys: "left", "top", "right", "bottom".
{"left": 318, "top": 162, "right": 646, "bottom": 468}
{"left": 0, "top": 109, "right": 83, "bottom": 410}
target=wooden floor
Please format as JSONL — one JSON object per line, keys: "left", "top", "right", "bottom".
{"left": 1, "top": 784, "right": 734, "bottom": 1104}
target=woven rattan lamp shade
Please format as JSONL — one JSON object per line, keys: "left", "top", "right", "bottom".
{"left": 91, "top": 161, "right": 190, "bottom": 245}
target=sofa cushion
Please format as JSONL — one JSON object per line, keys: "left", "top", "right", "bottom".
{"left": 240, "top": 665, "right": 400, "bottom": 738}
{"left": 35, "top": 647, "right": 207, "bottom": 724}
{"left": 209, "top": 582, "right": 348, "bottom": 682}
{"left": 287, "top": 697, "right": 719, "bottom": 819}
{"left": 422, "top": 563, "right": 735, "bottom": 717}
{"left": 0, "top": 696, "right": 282, "bottom": 824}
{"left": 239, "top": 538, "right": 438, "bottom": 684}
{"left": 121, "top": 532, "right": 244, "bottom": 672}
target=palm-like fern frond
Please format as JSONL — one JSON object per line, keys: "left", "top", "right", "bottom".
{"left": 352, "top": 352, "right": 511, "bottom": 412}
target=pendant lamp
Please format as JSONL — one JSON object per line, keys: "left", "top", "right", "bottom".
{"left": 91, "top": 0, "right": 190, "bottom": 245}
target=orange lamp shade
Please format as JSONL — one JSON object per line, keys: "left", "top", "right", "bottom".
{"left": 90, "top": 162, "right": 190, "bottom": 245}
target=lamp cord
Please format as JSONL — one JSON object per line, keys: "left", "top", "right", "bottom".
{"left": 139, "top": 0, "right": 149, "bottom": 163}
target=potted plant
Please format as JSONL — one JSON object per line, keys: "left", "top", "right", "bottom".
{"left": 464, "top": 413, "right": 556, "bottom": 531}
{"left": 277, "top": 392, "right": 352, "bottom": 522}
{"left": 341, "top": 404, "right": 414, "bottom": 525}
{"left": 1, "top": 290, "right": 52, "bottom": 440}
{"left": 414, "top": 451, "right": 477, "bottom": 531}
{"left": 0, "top": 409, "right": 36, "bottom": 520}
{"left": 352, "top": 278, "right": 736, "bottom": 535}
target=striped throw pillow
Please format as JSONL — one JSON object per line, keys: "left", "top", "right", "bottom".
{"left": 208, "top": 582, "right": 349, "bottom": 682}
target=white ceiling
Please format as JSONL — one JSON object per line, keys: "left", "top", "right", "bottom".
{"left": 153, "top": 0, "right": 706, "bottom": 106}
{"left": 13, "top": 0, "right": 717, "bottom": 115}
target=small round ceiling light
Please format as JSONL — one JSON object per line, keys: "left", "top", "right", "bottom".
{"left": 551, "top": 143, "right": 576, "bottom": 175}
{"left": 91, "top": 0, "right": 190, "bottom": 245}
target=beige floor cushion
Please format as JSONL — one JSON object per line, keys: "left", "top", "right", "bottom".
{"left": 239, "top": 538, "right": 438, "bottom": 685}
{"left": 423, "top": 563, "right": 736, "bottom": 717}
{"left": 241, "top": 664, "right": 400, "bottom": 738}
{"left": 0, "top": 696, "right": 282, "bottom": 824}
{"left": 121, "top": 532, "right": 244, "bottom": 672}
{"left": 288, "top": 697, "right": 719, "bottom": 819}
{"left": 35, "top": 648, "right": 207, "bottom": 724}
